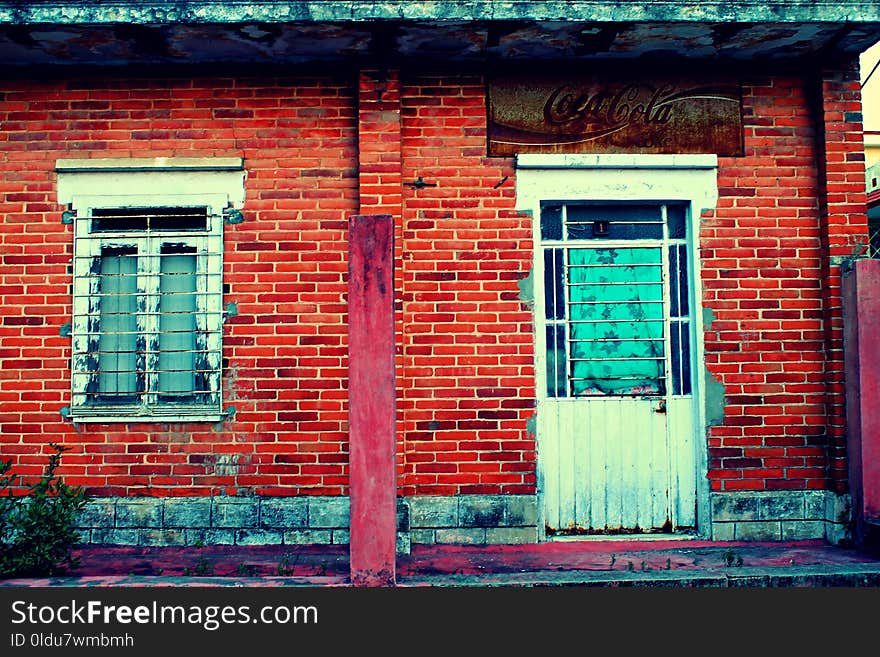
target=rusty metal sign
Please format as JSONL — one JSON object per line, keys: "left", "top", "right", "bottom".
{"left": 488, "top": 75, "right": 743, "bottom": 156}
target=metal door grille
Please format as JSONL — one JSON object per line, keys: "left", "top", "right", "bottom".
{"left": 540, "top": 202, "right": 693, "bottom": 398}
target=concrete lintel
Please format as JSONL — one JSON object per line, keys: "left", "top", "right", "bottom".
{"left": 56, "top": 157, "right": 244, "bottom": 172}
{"left": 516, "top": 153, "right": 719, "bottom": 171}
{"left": 3, "top": 2, "right": 880, "bottom": 25}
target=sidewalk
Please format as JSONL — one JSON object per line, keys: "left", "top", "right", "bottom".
{"left": 3, "top": 539, "right": 880, "bottom": 587}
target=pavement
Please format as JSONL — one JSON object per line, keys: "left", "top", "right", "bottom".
{"left": 3, "top": 538, "right": 880, "bottom": 587}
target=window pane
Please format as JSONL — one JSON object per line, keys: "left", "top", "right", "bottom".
{"left": 546, "top": 324, "right": 567, "bottom": 398}
{"left": 671, "top": 321, "right": 682, "bottom": 396}
{"left": 97, "top": 250, "right": 138, "bottom": 401}
{"left": 92, "top": 207, "right": 208, "bottom": 232}
{"left": 540, "top": 203, "right": 563, "bottom": 241}
{"left": 567, "top": 246, "right": 665, "bottom": 396}
{"left": 543, "top": 248, "right": 565, "bottom": 320}
{"left": 667, "top": 204, "right": 687, "bottom": 239}
{"left": 677, "top": 244, "right": 689, "bottom": 317}
{"left": 158, "top": 251, "right": 199, "bottom": 400}
{"left": 567, "top": 204, "right": 663, "bottom": 240}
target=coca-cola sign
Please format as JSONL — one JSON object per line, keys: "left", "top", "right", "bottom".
{"left": 488, "top": 75, "right": 742, "bottom": 156}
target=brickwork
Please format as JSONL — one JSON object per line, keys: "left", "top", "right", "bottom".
{"left": 399, "top": 74, "right": 537, "bottom": 497}
{"left": 816, "top": 61, "right": 869, "bottom": 491}
{"left": 74, "top": 494, "right": 538, "bottom": 548}
{"left": 702, "top": 70, "right": 868, "bottom": 494}
{"left": 0, "top": 73, "right": 358, "bottom": 496}
{"left": 76, "top": 496, "right": 350, "bottom": 546}
{"left": 710, "top": 491, "right": 851, "bottom": 543}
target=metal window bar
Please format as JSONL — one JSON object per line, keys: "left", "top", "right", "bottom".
{"left": 869, "top": 218, "right": 880, "bottom": 258}
{"left": 539, "top": 202, "right": 694, "bottom": 399}
{"left": 70, "top": 207, "right": 223, "bottom": 417}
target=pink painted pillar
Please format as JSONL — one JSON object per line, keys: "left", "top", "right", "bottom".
{"left": 843, "top": 258, "right": 880, "bottom": 546}
{"left": 348, "top": 214, "right": 396, "bottom": 586}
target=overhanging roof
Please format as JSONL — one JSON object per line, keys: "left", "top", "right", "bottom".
{"left": 1, "top": 1, "right": 878, "bottom": 67}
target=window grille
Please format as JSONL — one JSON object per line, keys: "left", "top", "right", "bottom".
{"left": 70, "top": 207, "right": 224, "bottom": 421}
{"left": 869, "top": 213, "right": 880, "bottom": 259}
{"left": 540, "top": 202, "right": 692, "bottom": 398}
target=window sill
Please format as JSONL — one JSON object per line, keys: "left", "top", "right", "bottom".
{"left": 68, "top": 410, "right": 227, "bottom": 424}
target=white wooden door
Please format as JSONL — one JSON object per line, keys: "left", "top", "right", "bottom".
{"left": 537, "top": 202, "right": 697, "bottom": 534}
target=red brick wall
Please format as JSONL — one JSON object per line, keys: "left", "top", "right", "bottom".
{"left": 0, "top": 66, "right": 868, "bottom": 499}
{"left": 0, "top": 73, "right": 358, "bottom": 496}
{"left": 398, "top": 75, "right": 536, "bottom": 496}
{"left": 703, "top": 68, "right": 867, "bottom": 493}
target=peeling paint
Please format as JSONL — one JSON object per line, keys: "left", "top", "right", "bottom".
{"left": 701, "top": 305, "right": 726, "bottom": 426}
{"left": 704, "top": 370, "right": 726, "bottom": 427}
{"left": 516, "top": 268, "right": 534, "bottom": 304}
{"left": 0, "top": 9, "right": 878, "bottom": 66}
{"left": 525, "top": 413, "right": 537, "bottom": 438}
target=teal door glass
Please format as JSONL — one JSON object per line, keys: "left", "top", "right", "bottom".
{"left": 568, "top": 247, "right": 665, "bottom": 395}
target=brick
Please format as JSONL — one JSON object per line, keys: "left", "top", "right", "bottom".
{"left": 138, "top": 529, "right": 186, "bottom": 547}
{"left": 78, "top": 499, "right": 116, "bottom": 528}
{"left": 503, "top": 495, "right": 539, "bottom": 527}
{"left": 435, "top": 528, "right": 486, "bottom": 545}
{"left": 781, "top": 520, "right": 825, "bottom": 540}
{"left": 212, "top": 499, "right": 258, "bottom": 528}
{"left": 90, "top": 528, "right": 139, "bottom": 545}
{"left": 460, "top": 496, "right": 505, "bottom": 527}
{"left": 235, "top": 529, "right": 283, "bottom": 546}
{"left": 283, "top": 530, "right": 333, "bottom": 545}
{"left": 308, "top": 497, "right": 350, "bottom": 528}
{"left": 711, "top": 494, "right": 759, "bottom": 521}
{"left": 408, "top": 496, "right": 458, "bottom": 527}
{"left": 757, "top": 493, "right": 804, "bottom": 520}
{"left": 260, "top": 498, "right": 308, "bottom": 529}
{"left": 410, "top": 529, "right": 436, "bottom": 544}
{"left": 735, "top": 521, "right": 782, "bottom": 540}
{"left": 804, "top": 490, "right": 827, "bottom": 519}
{"left": 115, "top": 500, "right": 162, "bottom": 529}
{"left": 164, "top": 499, "right": 211, "bottom": 528}
{"left": 711, "top": 522, "right": 736, "bottom": 541}
{"left": 184, "top": 529, "right": 236, "bottom": 546}
{"left": 825, "top": 492, "right": 851, "bottom": 524}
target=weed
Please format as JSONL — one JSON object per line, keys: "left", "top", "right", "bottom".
{"left": 723, "top": 548, "right": 744, "bottom": 568}
{"left": 0, "top": 444, "right": 87, "bottom": 578}
{"left": 184, "top": 556, "right": 214, "bottom": 577}
{"left": 237, "top": 562, "right": 257, "bottom": 577}
{"left": 276, "top": 552, "right": 295, "bottom": 576}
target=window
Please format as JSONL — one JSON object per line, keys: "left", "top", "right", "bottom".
{"left": 539, "top": 202, "right": 692, "bottom": 398}
{"left": 57, "top": 158, "right": 245, "bottom": 421}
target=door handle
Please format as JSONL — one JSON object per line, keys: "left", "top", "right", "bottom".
{"left": 654, "top": 399, "right": 667, "bottom": 414}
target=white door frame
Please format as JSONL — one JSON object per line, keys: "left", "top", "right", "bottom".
{"left": 516, "top": 154, "right": 718, "bottom": 540}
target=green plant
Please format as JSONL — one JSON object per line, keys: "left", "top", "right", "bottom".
{"left": 184, "top": 554, "right": 214, "bottom": 577}
{"left": 237, "top": 562, "right": 257, "bottom": 576}
{"left": 722, "top": 548, "right": 744, "bottom": 568}
{"left": 276, "top": 552, "right": 294, "bottom": 576}
{"left": 0, "top": 443, "right": 87, "bottom": 578}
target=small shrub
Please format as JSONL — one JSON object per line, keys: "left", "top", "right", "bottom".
{"left": 0, "top": 443, "right": 87, "bottom": 578}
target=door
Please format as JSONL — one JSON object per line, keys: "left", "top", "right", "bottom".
{"left": 537, "top": 201, "right": 698, "bottom": 534}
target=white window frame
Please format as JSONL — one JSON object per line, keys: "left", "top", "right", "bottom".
{"left": 57, "top": 158, "right": 245, "bottom": 423}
